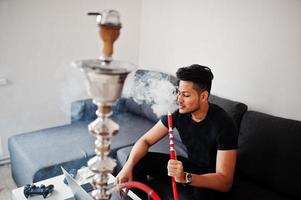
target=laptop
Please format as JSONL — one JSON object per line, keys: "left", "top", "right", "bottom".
{"left": 61, "top": 167, "right": 141, "bottom": 200}
{"left": 61, "top": 167, "right": 92, "bottom": 200}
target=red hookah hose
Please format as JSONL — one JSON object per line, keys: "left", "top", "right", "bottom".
{"left": 168, "top": 112, "right": 179, "bottom": 200}
{"left": 120, "top": 181, "right": 161, "bottom": 200}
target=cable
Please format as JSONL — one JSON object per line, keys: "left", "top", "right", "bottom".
{"left": 120, "top": 181, "right": 161, "bottom": 200}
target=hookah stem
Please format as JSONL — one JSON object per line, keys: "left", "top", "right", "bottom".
{"left": 120, "top": 181, "right": 161, "bottom": 200}
{"left": 168, "top": 112, "right": 179, "bottom": 200}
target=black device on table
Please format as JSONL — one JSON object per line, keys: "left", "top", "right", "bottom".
{"left": 23, "top": 183, "right": 54, "bottom": 198}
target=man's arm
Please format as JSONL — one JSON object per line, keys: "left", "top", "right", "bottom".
{"left": 116, "top": 120, "right": 168, "bottom": 183}
{"left": 168, "top": 149, "right": 237, "bottom": 192}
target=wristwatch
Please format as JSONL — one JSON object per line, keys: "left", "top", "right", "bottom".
{"left": 184, "top": 172, "right": 192, "bottom": 185}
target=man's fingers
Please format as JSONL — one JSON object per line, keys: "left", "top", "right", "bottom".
{"left": 168, "top": 159, "right": 182, "bottom": 165}
{"left": 120, "top": 177, "right": 129, "bottom": 183}
{"left": 168, "top": 160, "right": 183, "bottom": 170}
{"left": 168, "top": 168, "right": 182, "bottom": 175}
{"left": 168, "top": 166, "right": 180, "bottom": 177}
{"left": 167, "top": 159, "right": 184, "bottom": 180}
{"left": 116, "top": 177, "right": 129, "bottom": 184}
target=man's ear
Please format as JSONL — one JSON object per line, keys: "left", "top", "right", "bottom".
{"left": 200, "top": 91, "right": 209, "bottom": 102}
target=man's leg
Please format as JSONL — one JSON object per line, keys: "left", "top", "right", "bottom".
{"left": 133, "top": 152, "right": 170, "bottom": 181}
{"left": 131, "top": 152, "right": 224, "bottom": 200}
{"left": 132, "top": 152, "right": 171, "bottom": 199}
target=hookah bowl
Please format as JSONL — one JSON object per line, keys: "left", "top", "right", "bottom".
{"left": 74, "top": 10, "right": 136, "bottom": 200}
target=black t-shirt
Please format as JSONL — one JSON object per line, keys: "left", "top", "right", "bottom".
{"left": 161, "top": 103, "right": 238, "bottom": 173}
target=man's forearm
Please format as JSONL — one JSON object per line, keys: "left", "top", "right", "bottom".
{"left": 190, "top": 172, "right": 233, "bottom": 192}
{"left": 123, "top": 121, "right": 168, "bottom": 171}
{"left": 187, "top": 149, "right": 236, "bottom": 192}
{"left": 124, "top": 138, "right": 150, "bottom": 170}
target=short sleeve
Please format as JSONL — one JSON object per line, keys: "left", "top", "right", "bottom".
{"left": 217, "top": 117, "right": 238, "bottom": 150}
{"left": 160, "top": 110, "right": 179, "bottom": 129}
{"left": 161, "top": 115, "right": 168, "bottom": 128}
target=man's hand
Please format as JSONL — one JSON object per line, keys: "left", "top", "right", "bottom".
{"left": 167, "top": 159, "right": 186, "bottom": 183}
{"left": 116, "top": 165, "right": 133, "bottom": 184}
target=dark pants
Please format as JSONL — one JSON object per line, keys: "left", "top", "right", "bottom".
{"left": 132, "top": 152, "right": 225, "bottom": 200}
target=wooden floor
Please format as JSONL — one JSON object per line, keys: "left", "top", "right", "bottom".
{"left": 0, "top": 164, "right": 17, "bottom": 200}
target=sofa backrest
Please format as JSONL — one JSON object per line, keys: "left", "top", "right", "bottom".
{"left": 209, "top": 95, "right": 247, "bottom": 129}
{"left": 71, "top": 99, "right": 97, "bottom": 123}
{"left": 70, "top": 69, "right": 178, "bottom": 124}
{"left": 237, "top": 111, "right": 301, "bottom": 199}
{"left": 71, "top": 69, "right": 248, "bottom": 129}
{"left": 121, "top": 69, "right": 248, "bottom": 124}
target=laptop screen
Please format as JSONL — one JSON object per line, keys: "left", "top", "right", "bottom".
{"left": 61, "top": 167, "right": 140, "bottom": 200}
{"left": 61, "top": 167, "right": 92, "bottom": 200}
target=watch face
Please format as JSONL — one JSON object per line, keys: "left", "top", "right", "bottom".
{"left": 186, "top": 172, "right": 192, "bottom": 184}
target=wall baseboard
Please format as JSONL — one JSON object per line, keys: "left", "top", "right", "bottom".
{"left": 0, "top": 156, "right": 10, "bottom": 166}
{"left": 0, "top": 135, "right": 3, "bottom": 156}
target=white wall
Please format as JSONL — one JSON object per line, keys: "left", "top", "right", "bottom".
{"left": 1, "top": 0, "right": 301, "bottom": 157}
{"left": 0, "top": 0, "right": 142, "bottom": 157}
{"left": 138, "top": 0, "right": 301, "bottom": 120}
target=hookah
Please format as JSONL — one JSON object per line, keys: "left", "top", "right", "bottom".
{"left": 168, "top": 112, "right": 179, "bottom": 200}
{"left": 73, "top": 10, "right": 161, "bottom": 200}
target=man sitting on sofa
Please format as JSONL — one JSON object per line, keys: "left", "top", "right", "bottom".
{"left": 116, "top": 64, "right": 238, "bottom": 200}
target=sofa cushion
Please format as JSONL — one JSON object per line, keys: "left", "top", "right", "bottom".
{"left": 237, "top": 111, "right": 301, "bottom": 199}
{"left": 8, "top": 121, "right": 94, "bottom": 187}
{"left": 209, "top": 95, "right": 247, "bottom": 129}
{"left": 111, "top": 112, "right": 155, "bottom": 156}
{"left": 122, "top": 69, "right": 178, "bottom": 123}
{"left": 8, "top": 112, "right": 155, "bottom": 187}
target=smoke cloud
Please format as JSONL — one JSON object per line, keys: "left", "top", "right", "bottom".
{"left": 57, "top": 66, "right": 178, "bottom": 119}
{"left": 57, "top": 63, "right": 90, "bottom": 118}
{"left": 122, "top": 71, "right": 178, "bottom": 117}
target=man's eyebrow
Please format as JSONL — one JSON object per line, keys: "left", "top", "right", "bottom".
{"left": 178, "top": 90, "right": 191, "bottom": 93}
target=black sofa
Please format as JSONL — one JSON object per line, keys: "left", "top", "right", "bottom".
{"left": 113, "top": 70, "right": 301, "bottom": 200}
{"left": 229, "top": 111, "right": 301, "bottom": 200}
{"left": 8, "top": 69, "right": 301, "bottom": 200}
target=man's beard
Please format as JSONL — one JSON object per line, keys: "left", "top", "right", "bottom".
{"left": 179, "top": 103, "right": 200, "bottom": 114}
{"left": 188, "top": 104, "right": 201, "bottom": 114}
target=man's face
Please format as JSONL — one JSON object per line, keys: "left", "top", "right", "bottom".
{"left": 177, "top": 80, "right": 201, "bottom": 114}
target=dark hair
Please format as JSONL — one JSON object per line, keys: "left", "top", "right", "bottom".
{"left": 176, "top": 64, "right": 214, "bottom": 94}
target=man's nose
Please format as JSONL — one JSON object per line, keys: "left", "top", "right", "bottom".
{"left": 177, "top": 95, "right": 183, "bottom": 103}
